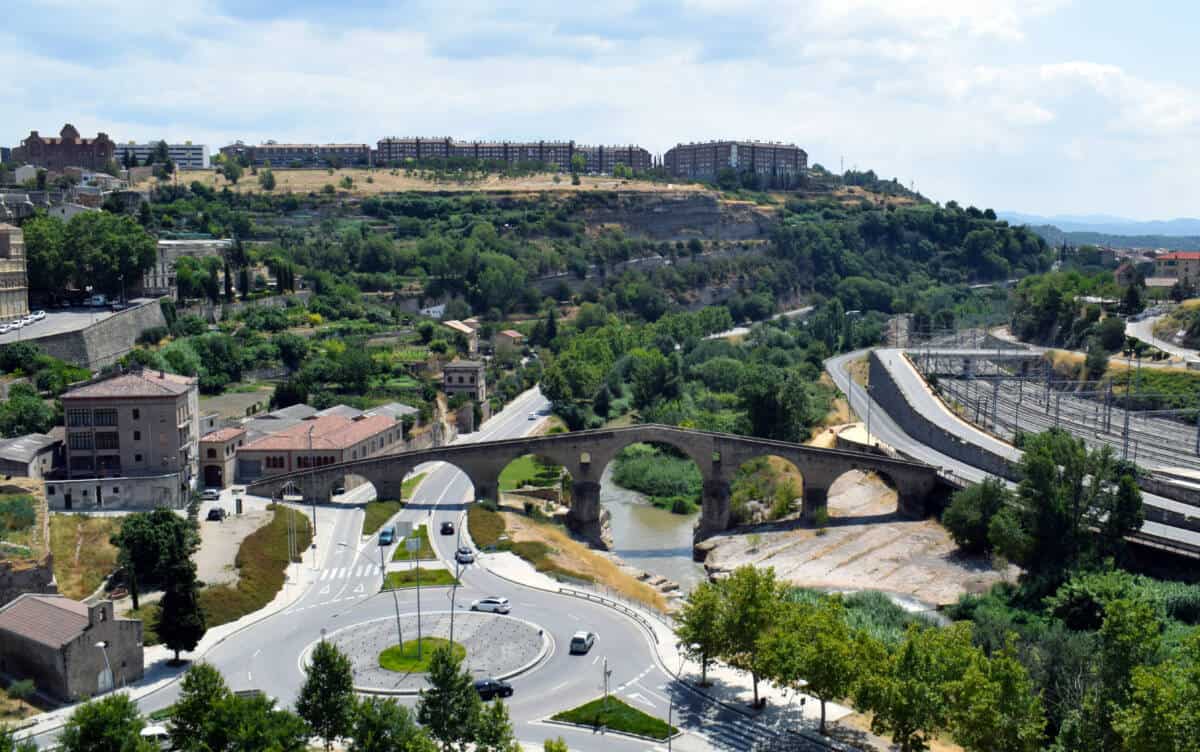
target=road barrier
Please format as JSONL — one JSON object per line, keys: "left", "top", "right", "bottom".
{"left": 557, "top": 587, "right": 665, "bottom": 644}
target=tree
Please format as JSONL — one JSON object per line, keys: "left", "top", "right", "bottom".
{"left": 169, "top": 662, "right": 231, "bottom": 751}
{"left": 222, "top": 160, "right": 243, "bottom": 184}
{"left": 760, "top": 597, "right": 871, "bottom": 734}
{"left": 857, "top": 623, "right": 976, "bottom": 752}
{"left": 675, "top": 580, "right": 722, "bottom": 685}
{"left": 1114, "top": 631, "right": 1200, "bottom": 752}
{"left": 0, "top": 383, "right": 55, "bottom": 438}
{"left": 1120, "top": 283, "right": 1144, "bottom": 315}
{"left": 217, "top": 692, "right": 310, "bottom": 752}
{"left": 156, "top": 557, "right": 206, "bottom": 663}
{"left": 1090, "top": 598, "right": 1162, "bottom": 752}
{"left": 1085, "top": 337, "right": 1108, "bottom": 379}
{"left": 717, "top": 565, "right": 781, "bottom": 707}
{"left": 737, "top": 367, "right": 812, "bottom": 443}
{"left": 111, "top": 507, "right": 194, "bottom": 609}
{"left": 570, "top": 153, "right": 586, "bottom": 175}
{"left": 942, "top": 477, "right": 1010, "bottom": 555}
{"left": 58, "top": 693, "right": 154, "bottom": 752}
{"left": 259, "top": 169, "right": 277, "bottom": 191}
{"left": 350, "top": 697, "right": 437, "bottom": 752}
{"left": 0, "top": 726, "right": 36, "bottom": 752}
{"left": 417, "top": 643, "right": 481, "bottom": 752}
{"left": 297, "top": 639, "right": 356, "bottom": 751}
{"left": 474, "top": 699, "right": 520, "bottom": 752}
{"left": 947, "top": 636, "right": 1046, "bottom": 752}
{"left": 543, "top": 739, "right": 568, "bottom": 752}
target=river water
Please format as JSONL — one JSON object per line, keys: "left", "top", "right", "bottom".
{"left": 599, "top": 465, "right": 706, "bottom": 592}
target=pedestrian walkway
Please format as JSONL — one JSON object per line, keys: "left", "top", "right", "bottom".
{"left": 316, "top": 563, "right": 384, "bottom": 581}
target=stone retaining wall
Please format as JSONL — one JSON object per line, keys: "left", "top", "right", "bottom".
{"left": 34, "top": 301, "right": 166, "bottom": 368}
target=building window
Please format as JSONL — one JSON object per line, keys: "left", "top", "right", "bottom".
{"left": 95, "top": 433, "right": 119, "bottom": 450}
{"left": 206, "top": 448, "right": 216, "bottom": 459}
{"left": 48, "top": 486, "right": 55, "bottom": 495}
{"left": 135, "top": 454, "right": 142, "bottom": 462}
{"left": 132, "top": 408, "right": 140, "bottom": 420}
{"left": 133, "top": 431, "right": 141, "bottom": 441}
{"left": 68, "top": 433, "right": 93, "bottom": 450}
{"left": 94, "top": 409, "right": 118, "bottom": 427}
{"left": 112, "top": 487, "right": 119, "bottom": 494}
{"left": 67, "top": 409, "right": 90, "bottom": 427}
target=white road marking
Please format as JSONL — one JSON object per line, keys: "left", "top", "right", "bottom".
{"left": 319, "top": 584, "right": 331, "bottom": 595}
{"left": 319, "top": 569, "right": 330, "bottom": 581}
{"left": 591, "top": 655, "right": 600, "bottom": 665}
{"left": 353, "top": 583, "right": 364, "bottom": 594}
{"left": 252, "top": 649, "right": 261, "bottom": 658}
{"left": 625, "top": 691, "right": 654, "bottom": 709}
{"left": 548, "top": 681, "right": 569, "bottom": 693}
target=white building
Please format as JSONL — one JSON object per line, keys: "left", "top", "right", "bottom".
{"left": 114, "top": 142, "right": 209, "bottom": 170}
{"left": 143, "top": 238, "right": 234, "bottom": 297}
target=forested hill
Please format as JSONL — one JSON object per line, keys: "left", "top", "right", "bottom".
{"left": 1025, "top": 223, "right": 1200, "bottom": 251}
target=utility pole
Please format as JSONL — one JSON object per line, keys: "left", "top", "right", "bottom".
{"left": 307, "top": 425, "right": 317, "bottom": 550}
{"left": 409, "top": 535, "right": 422, "bottom": 658}
{"left": 382, "top": 543, "right": 403, "bottom": 648}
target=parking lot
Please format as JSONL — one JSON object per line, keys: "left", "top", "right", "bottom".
{"left": 0, "top": 299, "right": 155, "bottom": 345}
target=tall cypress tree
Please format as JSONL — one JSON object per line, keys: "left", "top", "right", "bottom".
{"left": 155, "top": 557, "right": 206, "bottom": 664}
{"left": 297, "top": 640, "right": 355, "bottom": 751}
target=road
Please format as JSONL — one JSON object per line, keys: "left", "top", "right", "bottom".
{"left": 1127, "top": 313, "right": 1199, "bottom": 362}
{"left": 32, "top": 388, "right": 776, "bottom": 751}
{"left": 706, "top": 306, "right": 814, "bottom": 340}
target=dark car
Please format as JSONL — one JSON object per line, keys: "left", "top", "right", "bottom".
{"left": 474, "top": 678, "right": 513, "bottom": 700}
{"left": 206, "top": 508, "right": 227, "bottom": 522}
{"left": 440, "top": 521, "right": 455, "bottom": 535}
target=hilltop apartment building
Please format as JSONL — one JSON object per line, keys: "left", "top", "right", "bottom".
{"left": 375, "top": 137, "right": 652, "bottom": 174}
{"left": 663, "top": 140, "right": 807, "bottom": 181}
{"left": 219, "top": 142, "right": 371, "bottom": 168}
{"left": 114, "top": 142, "right": 209, "bottom": 170}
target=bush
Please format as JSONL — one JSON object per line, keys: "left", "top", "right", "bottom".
{"left": 612, "top": 444, "right": 701, "bottom": 511}
{"left": 942, "top": 477, "right": 1009, "bottom": 554}
{"left": 137, "top": 326, "right": 169, "bottom": 345}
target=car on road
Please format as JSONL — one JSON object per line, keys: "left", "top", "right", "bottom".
{"left": 455, "top": 546, "right": 475, "bottom": 564}
{"left": 0, "top": 324, "right": 10, "bottom": 334}
{"left": 201, "top": 488, "right": 221, "bottom": 501}
{"left": 332, "top": 485, "right": 345, "bottom": 496}
{"left": 440, "top": 521, "right": 455, "bottom": 535}
{"left": 527, "top": 412, "right": 537, "bottom": 420}
{"left": 470, "top": 596, "right": 510, "bottom": 614}
{"left": 379, "top": 526, "right": 396, "bottom": 546}
{"left": 473, "top": 678, "right": 513, "bottom": 700}
{"left": 569, "top": 631, "right": 597, "bottom": 654}
{"left": 88, "top": 294, "right": 107, "bottom": 307}
{"left": 206, "top": 507, "right": 227, "bottom": 522}
{"left": 31, "top": 310, "right": 45, "bottom": 321}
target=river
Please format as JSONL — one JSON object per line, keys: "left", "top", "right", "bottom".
{"left": 599, "top": 465, "right": 706, "bottom": 592}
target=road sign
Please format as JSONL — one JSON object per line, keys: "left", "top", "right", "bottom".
{"left": 405, "top": 538, "right": 420, "bottom": 553}
{"left": 395, "top": 521, "right": 413, "bottom": 538}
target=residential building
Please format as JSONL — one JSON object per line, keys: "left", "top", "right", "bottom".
{"left": 48, "top": 370, "right": 200, "bottom": 511}
{"left": 0, "top": 595, "right": 143, "bottom": 701}
{"left": 375, "top": 137, "right": 652, "bottom": 174}
{"left": 12, "top": 124, "right": 115, "bottom": 172}
{"left": 219, "top": 141, "right": 371, "bottom": 168}
{"left": 199, "top": 426, "right": 246, "bottom": 489}
{"left": 142, "top": 238, "right": 234, "bottom": 297}
{"left": 0, "top": 224, "right": 29, "bottom": 322}
{"left": 442, "top": 359, "right": 487, "bottom": 402}
{"left": 494, "top": 329, "right": 524, "bottom": 353}
{"left": 443, "top": 320, "right": 478, "bottom": 355}
{"left": 0, "top": 433, "right": 61, "bottom": 479}
{"left": 663, "top": 140, "right": 807, "bottom": 182}
{"left": 235, "top": 413, "right": 402, "bottom": 484}
{"left": 0, "top": 147, "right": 10, "bottom": 164}
{"left": 1114, "top": 262, "right": 1138, "bottom": 287}
{"left": 12, "top": 165, "right": 37, "bottom": 185}
{"left": 47, "top": 203, "right": 97, "bottom": 222}
{"left": 1154, "top": 252, "right": 1200, "bottom": 281}
{"left": 114, "top": 142, "right": 209, "bottom": 170}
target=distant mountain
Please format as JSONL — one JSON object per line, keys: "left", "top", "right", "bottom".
{"left": 1000, "top": 212, "right": 1200, "bottom": 237}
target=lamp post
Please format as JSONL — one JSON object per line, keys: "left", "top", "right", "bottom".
{"left": 95, "top": 641, "right": 114, "bottom": 694}
{"left": 668, "top": 643, "right": 699, "bottom": 752}
{"left": 448, "top": 510, "right": 467, "bottom": 645}
{"left": 307, "top": 425, "right": 317, "bottom": 549}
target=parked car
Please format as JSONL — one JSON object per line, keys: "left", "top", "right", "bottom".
{"left": 569, "top": 631, "right": 597, "bottom": 654}
{"left": 201, "top": 488, "right": 221, "bottom": 501}
{"left": 379, "top": 526, "right": 396, "bottom": 546}
{"left": 470, "top": 596, "right": 510, "bottom": 614}
{"left": 473, "top": 678, "right": 513, "bottom": 700}
{"left": 455, "top": 546, "right": 475, "bottom": 564}
{"left": 88, "top": 294, "right": 107, "bottom": 307}
{"left": 0, "top": 324, "right": 10, "bottom": 334}
{"left": 206, "top": 508, "right": 227, "bottom": 522}
{"left": 31, "top": 310, "right": 45, "bottom": 321}
{"left": 440, "top": 521, "right": 455, "bottom": 535}
{"left": 332, "top": 485, "right": 346, "bottom": 496}
{"left": 528, "top": 412, "right": 537, "bottom": 420}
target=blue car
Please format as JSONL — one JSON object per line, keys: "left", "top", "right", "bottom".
{"left": 378, "top": 526, "right": 395, "bottom": 546}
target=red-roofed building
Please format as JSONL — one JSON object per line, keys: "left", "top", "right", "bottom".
{"left": 1155, "top": 252, "right": 1200, "bottom": 281}
{"left": 236, "top": 413, "right": 402, "bottom": 484}
{"left": 12, "top": 124, "right": 115, "bottom": 172}
{"left": 200, "top": 426, "right": 246, "bottom": 489}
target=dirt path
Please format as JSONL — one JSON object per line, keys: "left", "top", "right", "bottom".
{"left": 194, "top": 509, "right": 273, "bottom": 586}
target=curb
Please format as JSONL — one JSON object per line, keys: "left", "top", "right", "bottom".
{"left": 539, "top": 718, "right": 681, "bottom": 744}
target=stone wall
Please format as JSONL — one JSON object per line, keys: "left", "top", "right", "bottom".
{"left": 34, "top": 301, "right": 167, "bottom": 369}
{"left": 46, "top": 472, "right": 185, "bottom": 512}
{"left": 0, "top": 555, "right": 56, "bottom": 608}
{"left": 179, "top": 290, "right": 312, "bottom": 323}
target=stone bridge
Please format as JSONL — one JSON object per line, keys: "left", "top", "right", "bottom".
{"left": 246, "top": 424, "right": 943, "bottom": 543}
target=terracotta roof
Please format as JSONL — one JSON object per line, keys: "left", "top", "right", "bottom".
{"left": 64, "top": 371, "right": 195, "bottom": 399}
{"left": 499, "top": 329, "right": 523, "bottom": 338}
{"left": 0, "top": 595, "right": 90, "bottom": 648}
{"left": 201, "top": 427, "right": 246, "bottom": 443}
{"left": 444, "top": 359, "right": 484, "bottom": 369}
{"left": 443, "top": 320, "right": 475, "bottom": 335}
{"left": 241, "top": 414, "right": 395, "bottom": 452}
{"left": 1158, "top": 252, "right": 1200, "bottom": 261}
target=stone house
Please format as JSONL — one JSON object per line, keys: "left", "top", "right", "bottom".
{"left": 0, "top": 433, "right": 61, "bottom": 479}
{"left": 199, "top": 426, "right": 245, "bottom": 489}
{"left": 0, "top": 596, "right": 143, "bottom": 701}
{"left": 442, "top": 359, "right": 487, "bottom": 402}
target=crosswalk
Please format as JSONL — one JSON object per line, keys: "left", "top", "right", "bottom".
{"left": 316, "top": 563, "right": 383, "bottom": 581}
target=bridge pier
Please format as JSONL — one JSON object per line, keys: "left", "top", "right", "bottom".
{"left": 476, "top": 481, "right": 499, "bottom": 506}
{"left": 566, "top": 480, "right": 608, "bottom": 549}
{"left": 695, "top": 478, "right": 732, "bottom": 541}
{"left": 803, "top": 484, "right": 829, "bottom": 524}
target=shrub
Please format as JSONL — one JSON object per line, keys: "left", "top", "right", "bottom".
{"left": 137, "top": 326, "right": 169, "bottom": 345}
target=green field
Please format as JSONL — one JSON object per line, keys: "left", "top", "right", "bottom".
{"left": 552, "top": 697, "right": 677, "bottom": 740}
{"left": 379, "top": 637, "right": 464, "bottom": 673}
{"left": 392, "top": 525, "right": 436, "bottom": 561}
{"left": 361, "top": 473, "right": 425, "bottom": 536}
{"left": 499, "top": 454, "right": 562, "bottom": 492}
{"left": 382, "top": 568, "right": 458, "bottom": 590}
{"left": 467, "top": 504, "right": 506, "bottom": 548}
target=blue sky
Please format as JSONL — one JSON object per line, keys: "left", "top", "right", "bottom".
{"left": 4, "top": 0, "right": 1197, "bottom": 219}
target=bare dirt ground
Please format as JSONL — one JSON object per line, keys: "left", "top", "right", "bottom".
{"left": 194, "top": 508, "right": 273, "bottom": 586}
{"left": 703, "top": 471, "right": 1011, "bottom": 606}
{"left": 138, "top": 169, "right": 706, "bottom": 196}
{"left": 199, "top": 386, "right": 273, "bottom": 420}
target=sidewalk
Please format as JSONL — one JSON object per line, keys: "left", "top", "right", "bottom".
{"left": 18, "top": 502, "right": 334, "bottom": 741}
{"left": 478, "top": 549, "right": 854, "bottom": 737}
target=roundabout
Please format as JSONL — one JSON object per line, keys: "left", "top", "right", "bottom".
{"left": 313, "top": 610, "right": 551, "bottom": 694}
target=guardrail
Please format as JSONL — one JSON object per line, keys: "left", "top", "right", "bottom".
{"left": 557, "top": 587, "right": 664, "bottom": 644}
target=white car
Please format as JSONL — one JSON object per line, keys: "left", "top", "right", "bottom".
{"left": 527, "top": 412, "right": 538, "bottom": 420}
{"left": 31, "top": 310, "right": 45, "bottom": 321}
{"left": 455, "top": 546, "right": 476, "bottom": 565}
{"left": 0, "top": 324, "right": 10, "bottom": 335}
{"left": 201, "top": 488, "right": 221, "bottom": 501}
{"left": 569, "top": 631, "right": 597, "bottom": 654}
{"left": 470, "top": 596, "right": 510, "bottom": 614}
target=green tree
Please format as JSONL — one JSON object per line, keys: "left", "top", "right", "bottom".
{"left": 737, "top": 366, "right": 812, "bottom": 442}
{"left": 542, "top": 738, "right": 568, "bottom": 752}
{"left": 222, "top": 160, "right": 243, "bottom": 184}
{"left": 21, "top": 214, "right": 70, "bottom": 295}
{"left": 259, "top": 169, "right": 277, "bottom": 191}
{"left": 60, "top": 211, "right": 156, "bottom": 298}
{"left": 0, "top": 383, "right": 55, "bottom": 438}
{"left": 762, "top": 597, "right": 876, "bottom": 734}
{"left": 1085, "top": 337, "right": 1108, "bottom": 379}
{"left": 350, "top": 697, "right": 437, "bottom": 752}
{"left": 1091, "top": 598, "right": 1162, "bottom": 752}
{"left": 417, "top": 643, "right": 481, "bottom": 752}
{"left": 474, "top": 699, "right": 520, "bottom": 752}
{"left": 675, "top": 580, "right": 723, "bottom": 685}
{"left": 570, "top": 154, "right": 586, "bottom": 174}
{"left": 169, "top": 662, "right": 231, "bottom": 751}
{"left": 1114, "top": 631, "right": 1200, "bottom": 752}
{"left": 717, "top": 565, "right": 781, "bottom": 707}
{"left": 942, "top": 477, "right": 1010, "bottom": 555}
{"left": 947, "top": 636, "right": 1045, "bottom": 752}
{"left": 219, "top": 692, "right": 310, "bottom": 751}
{"left": 1096, "top": 317, "right": 1126, "bottom": 352}
{"left": 297, "top": 639, "right": 356, "bottom": 751}
{"left": 0, "top": 726, "right": 37, "bottom": 752}
{"left": 58, "top": 693, "right": 154, "bottom": 752}
{"left": 111, "top": 507, "right": 194, "bottom": 609}
{"left": 857, "top": 623, "right": 977, "bottom": 752}
{"left": 156, "top": 557, "right": 206, "bottom": 663}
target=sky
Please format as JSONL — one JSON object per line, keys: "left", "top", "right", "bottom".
{"left": 4, "top": 0, "right": 1197, "bottom": 220}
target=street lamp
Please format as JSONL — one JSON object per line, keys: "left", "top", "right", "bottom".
{"left": 307, "top": 425, "right": 317, "bottom": 549}
{"left": 95, "top": 641, "right": 114, "bottom": 694}
{"left": 668, "top": 643, "right": 700, "bottom": 752}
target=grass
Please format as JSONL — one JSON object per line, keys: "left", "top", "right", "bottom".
{"left": 505, "top": 540, "right": 594, "bottom": 583}
{"left": 552, "top": 696, "right": 677, "bottom": 740}
{"left": 392, "top": 525, "right": 435, "bottom": 561}
{"left": 382, "top": 568, "right": 458, "bottom": 590}
{"left": 611, "top": 444, "right": 701, "bottom": 514}
{"left": 468, "top": 504, "right": 506, "bottom": 548}
{"left": 127, "top": 604, "right": 161, "bottom": 646}
{"left": 361, "top": 472, "right": 425, "bottom": 536}
{"left": 0, "top": 494, "right": 36, "bottom": 549}
{"left": 499, "top": 455, "right": 562, "bottom": 492}
{"left": 378, "top": 638, "right": 464, "bottom": 673}
{"left": 197, "top": 504, "right": 311, "bottom": 628}
{"left": 49, "top": 514, "right": 121, "bottom": 600}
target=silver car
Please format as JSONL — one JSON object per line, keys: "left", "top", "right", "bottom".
{"left": 471, "top": 596, "right": 510, "bottom": 614}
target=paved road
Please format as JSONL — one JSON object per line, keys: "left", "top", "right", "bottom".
{"left": 706, "top": 306, "right": 814, "bottom": 340}
{"left": 1127, "top": 314, "right": 1200, "bottom": 362}
{"left": 31, "top": 388, "right": 777, "bottom": 751}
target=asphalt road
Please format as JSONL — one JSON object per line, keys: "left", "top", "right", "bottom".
{"left": 32, "top": 388, "right": 775, "bottom": 751}
{"left": 1127, "top": 314, "right": 1199, "bottom": 362}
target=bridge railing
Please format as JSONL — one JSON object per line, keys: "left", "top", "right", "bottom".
{"left": 557, "top": 586, "right": 675, "bottom": 644}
